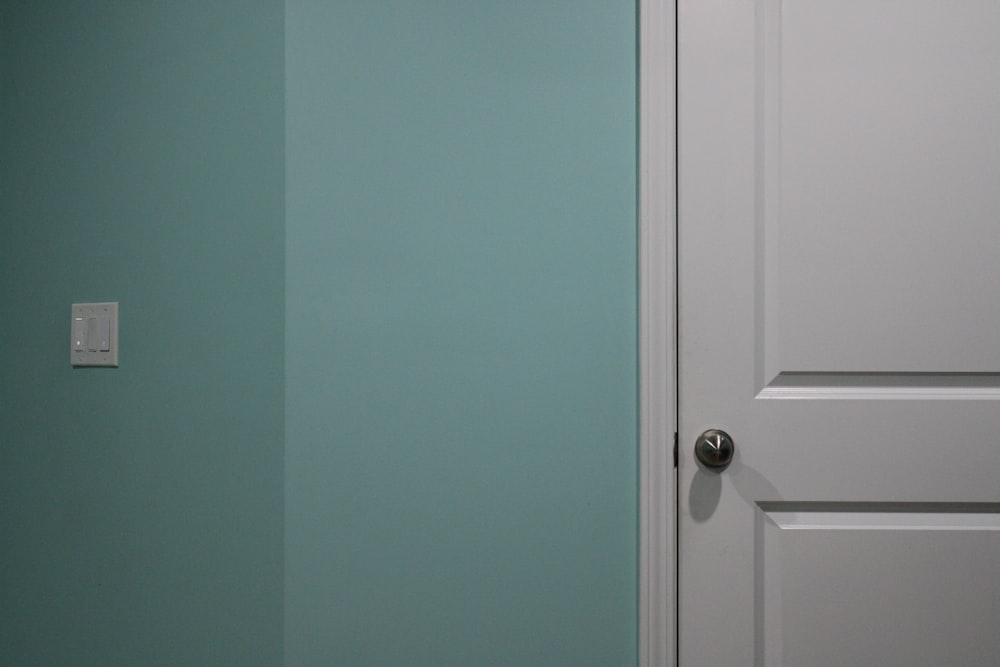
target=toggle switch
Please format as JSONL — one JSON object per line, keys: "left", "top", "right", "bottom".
{"left": 72, "top": 318, "right": 86, "bottom": 352}
{"left": 98, "top": 317, "right": 111, "bottom": 352}
{"left": 86, "top": 317, "right": 99, "bottom": 351}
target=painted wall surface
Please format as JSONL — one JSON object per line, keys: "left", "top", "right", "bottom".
{"left": 2, "top": 1, "right": 636, "bottom": 664}
{"left": 285, "top": 2, "right": 637, "bottom": 665}
{"left": 0, "top": 3, "right": 284, "bottom": 665}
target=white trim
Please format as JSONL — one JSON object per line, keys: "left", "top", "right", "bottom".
{"left": 638, "top": 1, "right": 676, "bottom": 666}
{"left": 757, "top": 386, "right": 1000, "bottom": 401}
{"left": 766, "top": 511, "right": 1000, "bottom": 531}
{"left": 756, "top": 373, "right": 1000, "bottom": 401}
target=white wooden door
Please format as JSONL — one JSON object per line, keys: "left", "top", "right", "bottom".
{"left": 677, "top": 1, "right": 1000, "bottom": 664}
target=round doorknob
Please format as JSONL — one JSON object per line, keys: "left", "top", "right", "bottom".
{"left": 694, "top": 429, "right": 734, "bottom": 469}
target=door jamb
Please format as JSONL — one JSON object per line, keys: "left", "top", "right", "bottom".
{"left": 638, "top": 0, "right": 677, "bottom": 666}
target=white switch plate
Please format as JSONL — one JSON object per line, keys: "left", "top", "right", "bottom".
{"left": 71, "top": 302, "right": 118, "bottom": 367}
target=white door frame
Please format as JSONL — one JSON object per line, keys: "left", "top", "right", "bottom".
{"left": 638, "top": 0, "right": 677, "bottom": 666}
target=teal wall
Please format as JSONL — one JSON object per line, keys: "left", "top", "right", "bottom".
{"left": 2, "top": 1, "right": 636, "bottom": 665}
{"left": 284, "top": 2, "right": 636, "bottom": 665}
{"left": 0, "top": 2, "right": 285, "bottom": 665}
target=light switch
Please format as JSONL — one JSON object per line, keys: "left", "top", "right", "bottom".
{"left": 72, "top": 318, "right": 86, "bottom": 351}
{"left": 86, "top": 317, "right": 99, "bottom": 351}
{"left": 98, "top": 318, "right": 111, "bottom": 352}
{"left": 71, "top": 302, "right": 118, "bottom": 367}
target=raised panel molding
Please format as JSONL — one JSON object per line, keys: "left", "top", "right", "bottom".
{"left": 754, "top": 0, "right": 1000, "bottom": 397}
{"left": 756, "top": 502, "right": 1000, "bottom": 665}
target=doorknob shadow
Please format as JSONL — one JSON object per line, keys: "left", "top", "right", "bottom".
{"left": 688, "top": 468, "right": 722, "bottom": 523}
{"left": 727, "top": 457, "right": 781, "bottom": 506}
{"left": 688, "top": 450, "right": 782, "bottom": 522}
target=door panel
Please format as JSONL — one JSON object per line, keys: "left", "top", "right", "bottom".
{"left": 758, "top": 504, "right": 1000, "bottom": 667}
{"left": 771, "top": 1, "right": 1000, "bottom": 375}
{"left": 678, "top": 1, "right": 1000, "bottom": 664}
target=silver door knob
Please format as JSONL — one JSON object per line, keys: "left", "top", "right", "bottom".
{"left": 695, "top": 429, "right": 734, "bottom": 469}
